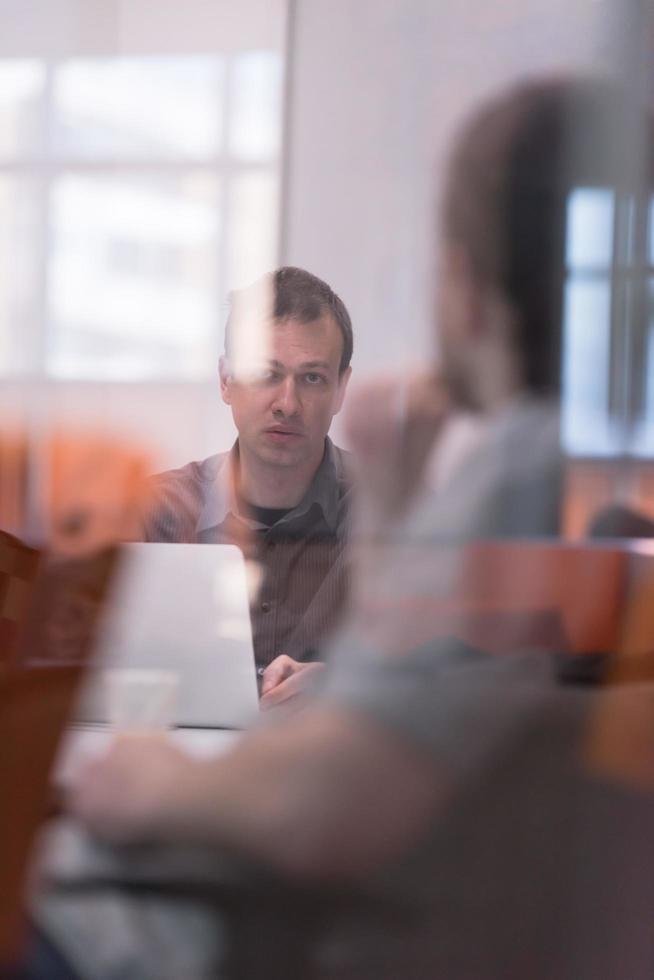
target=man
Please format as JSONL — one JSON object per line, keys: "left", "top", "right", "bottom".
{"left": 29, "top": 79, "right": 654, "bottom": 979}
{"left": 142, "top": 266, "right": 353, "bottom": 707}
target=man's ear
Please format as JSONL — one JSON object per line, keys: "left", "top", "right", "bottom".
{"left": 333, "top": 365, "right": 352, "bottom": 415}
{"left": 219, "top": 356, "right": 232, "bottom": 405}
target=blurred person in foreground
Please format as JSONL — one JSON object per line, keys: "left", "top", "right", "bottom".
{"left": 26, "top": 78, "right": 654, "bottom": 980}
{"left": 142, "top": 266, "right": 353, "bottom": 709}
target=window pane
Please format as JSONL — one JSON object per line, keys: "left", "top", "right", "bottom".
{"left": 561, "top": 279, "right": 619, "bottom": 456}
{"left": 228, "top": 52, "right": 282, "bottom": 161}
{"left": 52, "top": 57, "right": 224, "bottom": 160}
{"left": 47, "top": 172, "right": 221, "bottom": 379}
{"left": 630, "top": 279, "right": 654, "bottom": 456}
{"left": 0, "top": 60, "right": 45, "bottom": 159}
{"left": 226, "top": 171, "right": 279, "bottom": 291}
{"left": 565, "top": 188, "right": 615, "bottom": 270}
{"left": 0, "top": 176, "right": 41, "bottom": 372}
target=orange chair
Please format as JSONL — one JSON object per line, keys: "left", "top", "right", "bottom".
{"left": 0, "top": 547, "right": 117, "bottom": 971}
{"left": 0, "top": 430, "right": 151, "bottom": 969}
{"left": 359, "top": 539, "right": 628, "bottom": 659}
{"left": 0, "top": 531, "right": 41, "bottom": 669}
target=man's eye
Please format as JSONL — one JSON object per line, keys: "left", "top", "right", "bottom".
{"left": 304, "top": 373, "right": 325, "bottom": 385}
{"left": 254, "top": 368, "right": 279, "bottom": 384}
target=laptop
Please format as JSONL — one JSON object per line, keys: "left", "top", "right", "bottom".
{"left": 76, "top": 543, "right": 259, "bottom": 730}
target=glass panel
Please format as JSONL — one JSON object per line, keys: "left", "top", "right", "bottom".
{"left": 649, "top": 196, "right": 654, "bottom": 265}
{"left": 630, "top": 279, "right": 654, "bottom": 456}
{"left": 0, "top": 175, "right": 41, "bottom": 372}
{"left": 47, "top": 172, "right": 221, "bottom": 379}
{"left": 561, "top": 278, "right": 618, "bottom": 456}
{"left": 226, "top": 171, "right": 279, "bottom": 291}
{"left": 0, "top": 60, "right": 45, "bottom": 159}
{"left": 52, "top": 57, "right": 224, "bottom": 159}
{"left": 228, "top": 52, "right": 283, "bottom": 162}
{"left": 565, "top": 188, "right": 615, "bottom": 270}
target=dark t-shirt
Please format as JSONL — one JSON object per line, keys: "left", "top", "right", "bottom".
{"left": 240, "top": 500, "right": 292, "bottom": 529}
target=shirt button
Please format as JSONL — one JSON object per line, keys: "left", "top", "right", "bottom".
{"left": 257, "top": 666, "right": 265, "bottom": 677}
{"left": 261, "top": 600, "right": 271, "bottom": 613}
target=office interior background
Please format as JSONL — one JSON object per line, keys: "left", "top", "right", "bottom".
{"left": 5, "top": 4, "right": 654, "bottom": 976}
{"left": 0, "top": 0, "right": 651, "bottom": 530}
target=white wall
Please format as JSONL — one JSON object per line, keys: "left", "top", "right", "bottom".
{"left": 0, "top": 378, "right": 232, "bottom": 470}
{"left": 0, "top": 0, "right": 285, "bottom": 56}
{"left": 284, "top": 0, "right": 618, "bottom": 394}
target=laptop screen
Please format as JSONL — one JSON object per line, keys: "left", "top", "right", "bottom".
{"left": 76, "top": 543, "right": 259, "bottom": 729}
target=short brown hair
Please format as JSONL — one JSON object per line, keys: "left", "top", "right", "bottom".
{"left": 225, "top": 266, "right": 353, "bottom": 375}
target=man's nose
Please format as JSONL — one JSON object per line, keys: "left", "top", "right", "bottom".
{"left": 272, "top": 377, "right": 300, "bottom": 417}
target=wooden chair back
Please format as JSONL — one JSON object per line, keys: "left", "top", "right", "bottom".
{"left": 0, "top": 547, "right": 117, "bottom": 968}
{"left": 360, "top": 540, "right": 628, "bottom": 658}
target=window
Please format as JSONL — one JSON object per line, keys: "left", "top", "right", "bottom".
{"left": 561, "top": 187, "right": 654, "bottom": 458}
{"left": 0, "top": 52, "right": 283, "bottom": 381}
{"left": 561, "top": 188, "right": 618, "bottom": 456}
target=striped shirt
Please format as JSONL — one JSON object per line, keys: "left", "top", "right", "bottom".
{"left": 140, "top": 438, "right": 352, "bottom": 671}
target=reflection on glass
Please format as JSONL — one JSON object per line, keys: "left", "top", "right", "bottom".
{"left": 226, "top": 172, "right": 279, "bottom": 290}
{"left": 229, "top": 52, "right": 282, "bottom": 161}
{"left": 630, "top": 279, "right": 654, "bottom": 456}
{"left": 565, "top": 188, "right": 614, "bottom": 270}
{"left": 52, "top": 57, "right": 225, "bottom": 159}
{"left": 0, "top": 60, "right": 45, "bottom": 158}
{"left": 47, "top": 172, "right": 221, "bottom": 379}
{"left": 0, "top": 176, "right": 40, "bottom": 372}
{"left": 561, "top": 280, "right": 617, "bottom": 456}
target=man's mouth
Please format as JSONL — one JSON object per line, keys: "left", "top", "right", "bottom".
{"left": 264, "top": 426, "right": 303, "bottom": 439}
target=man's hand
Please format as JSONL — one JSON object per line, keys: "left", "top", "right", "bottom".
{"left": 260, "top": 654, "right": 324, "bottom": 711}
{"left": 66, "top": 735, "right": 194, "bottom": 844}
{"left": 64, "top": 708, "right": 442, "bottom": 879}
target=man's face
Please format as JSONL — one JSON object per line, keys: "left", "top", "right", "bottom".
{"left": 220, "top": 316, "right": 351, "bottom": 470}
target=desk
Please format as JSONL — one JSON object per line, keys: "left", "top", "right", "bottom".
{"left": 55, "top": 726, "right": 242, "bottom": 786}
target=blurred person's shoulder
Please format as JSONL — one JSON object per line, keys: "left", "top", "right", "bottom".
{"left": 140, "top": 452, "right": 229, "bottom": 543}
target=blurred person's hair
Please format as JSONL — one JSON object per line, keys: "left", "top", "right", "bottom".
{"left": 224, "top": 266, "right": 353, "bottom": 375}
{"left": 442, "top": 77, "right": 654, "bottom": 397}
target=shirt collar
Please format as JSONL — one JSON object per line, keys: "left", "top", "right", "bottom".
{"left": 286, "top": 437, "right": 341, "bottom": 532}
{"left": 196, "top": 437, "right": 341, "bottom": 535}
{"left": 195, "top": 444, "right": 239, "bottom": 534}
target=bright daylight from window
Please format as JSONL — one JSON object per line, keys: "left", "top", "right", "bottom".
{"left": 562, "top": 186, "right": 654, "bottom": 458}
{"left": 0, "top": 53, "right": 283, "bottom": 381}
